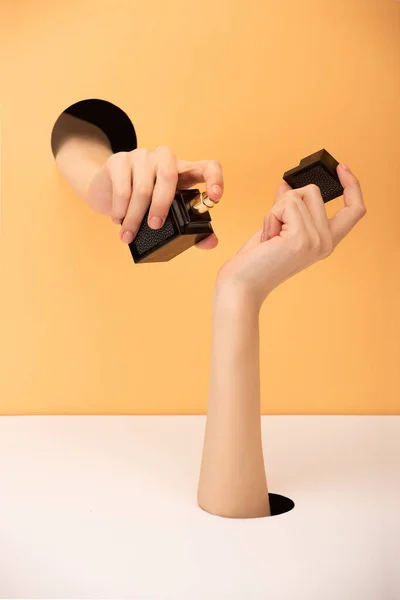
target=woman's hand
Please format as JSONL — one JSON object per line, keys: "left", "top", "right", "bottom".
{"left": 87, "top": 146, "right": 224, "bottom": 249}
{"left": 216, "top": 164, "right": 366, "bottom": 307}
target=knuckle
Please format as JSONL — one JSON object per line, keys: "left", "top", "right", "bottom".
{"left": 285, "top": 194, "right": 299, "bottom": 208}
{"left": 106, "top": 152, "right": 130, "bottom": 180}
{"left": 357, "top": 204, "right": 367, "bottom": 219}
{"left": 318, "top": 233, "right": 333, "bottom": 258}
{"left": 113, "top": 186, "right": 130, "bottom": 202}
{"left": 106, "top": 153, "right": 121, "bottom": 170}
{"left": 107, "top": 152, "right": 120, "bottom": 165}
{"left": 131, "top": 148, "right": 148, "bottom": 159}
{"left": 208, "top": 159, "right": 222, "bottom": 171}
{"left": 293, "top": 230, "right": 309, "bottom": 252}
{"left": 135, "top": 183, "right": 153, "bottom": 199}
{"left": 322, "top": 239, "right": 334, "bottom": 258}
{"left": 155, "top": 145, "right": 173, "bottom": 155}
{"left": 286, "top": 190, "right": 300, "bottom": 202}
{"left": 312, "top": 235, "right": 322, "bottom": 254}
{"left": 306, "top": 236, "right": 315, "bottom": 252}
{"left": 306, "top": 183, "right": 320, "bottom": 194}
{"left": 158, "top": 167, "right": 178, "bottom": 183}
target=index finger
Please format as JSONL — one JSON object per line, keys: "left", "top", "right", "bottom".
{"left": 329, "top": 164, "right": 366, "bottom": 247}
{"left": 176, "top": 159, "right": 224, "bottom": 202}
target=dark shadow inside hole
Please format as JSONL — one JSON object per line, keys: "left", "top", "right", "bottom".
{"left": 268, "top": 493, "right": 295, "bottom": 516}
{"left": 53, "top": 98, "right": 137, "bottom": 154}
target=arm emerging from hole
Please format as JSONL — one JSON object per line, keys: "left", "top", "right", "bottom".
{"left": 52, "top": 113, "right": 114, "bottom": 215}
{"left": 198, "top": 166, "right": 366, "bottom": 518}
{"left": 197, "top": 285, "right": 271, "bottom": 518}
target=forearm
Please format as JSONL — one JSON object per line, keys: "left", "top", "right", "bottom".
{"left": 53, "top": 113, "right": 113, "bottom": 215}
{"left": 198, "top": 284, "right": 270, "bottom": 518}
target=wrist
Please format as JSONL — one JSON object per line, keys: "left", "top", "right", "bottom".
{"left": 212, "top": 279, "right": 263, "bottom": 320}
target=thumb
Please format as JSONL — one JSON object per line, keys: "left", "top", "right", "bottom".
{"left": 195, "top": 233, "right": 218, "bottom": 250}
{"left": 329, "top": 164, "right": 366, "bottom": 247}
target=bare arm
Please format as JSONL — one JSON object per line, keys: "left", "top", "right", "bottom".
{"left": 52, "top": 113, "right": 113, "bottom": 214}
{"left": 198, "top": 164, "right": 366, "bottom": 519}
{"left": 198, "top": 286, "right": 270, "bottom": 518}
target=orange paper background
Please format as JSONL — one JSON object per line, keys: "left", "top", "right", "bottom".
{"left": 0, "top": 0, "right": 399, "bottom": 415}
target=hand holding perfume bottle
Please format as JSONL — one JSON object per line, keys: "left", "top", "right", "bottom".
{"left": 52, "top": 112, "right": 224, "bottom": 251}
{"left": 214, "top": 163, "right": 366, "bottom": 309}
{"left": 96, "top": 148, "right": 224, "bottom": 250}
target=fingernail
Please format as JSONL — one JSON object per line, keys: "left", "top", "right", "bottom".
{"left": 148, "top": 216, "right": 163, "bottom": 229}
{"left": 212, "top": 184, "right": 222, "bottom": 197}
{"left": 121, "top": 230, "right": 134, "bottom": 244}
{"left": 112, "top": 217, "right": 122, "bottom": 225}
{"left": 341, "top": 163, "right": 351, "bottom": 172}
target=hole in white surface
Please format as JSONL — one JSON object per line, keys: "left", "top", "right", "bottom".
{"left": 51, "top": 98, "right": 137, "bottom": 155}
{"left": 269, "top": 493, "right": 295, "bottom": 516}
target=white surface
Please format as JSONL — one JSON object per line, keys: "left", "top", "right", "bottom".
{"left": 0, "top": 416, "right": 399, "bottom": 600}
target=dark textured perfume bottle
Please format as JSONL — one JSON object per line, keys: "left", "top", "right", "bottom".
{"left": 129, "top": 189, "right": 217, "bottom": 263}
{"left": 283, "top": 149, "right": 344, "bottom": 202}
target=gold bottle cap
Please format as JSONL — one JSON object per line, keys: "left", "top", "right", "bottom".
{"left": 189, "top": 191, "right": 219, "bottom": 214}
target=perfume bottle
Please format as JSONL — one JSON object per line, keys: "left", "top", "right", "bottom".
{"left": 283, "top": 149, "right": 344, "bottom": 203}
{"left": 129, "top": 189, "right": 217, "bottom": 263}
